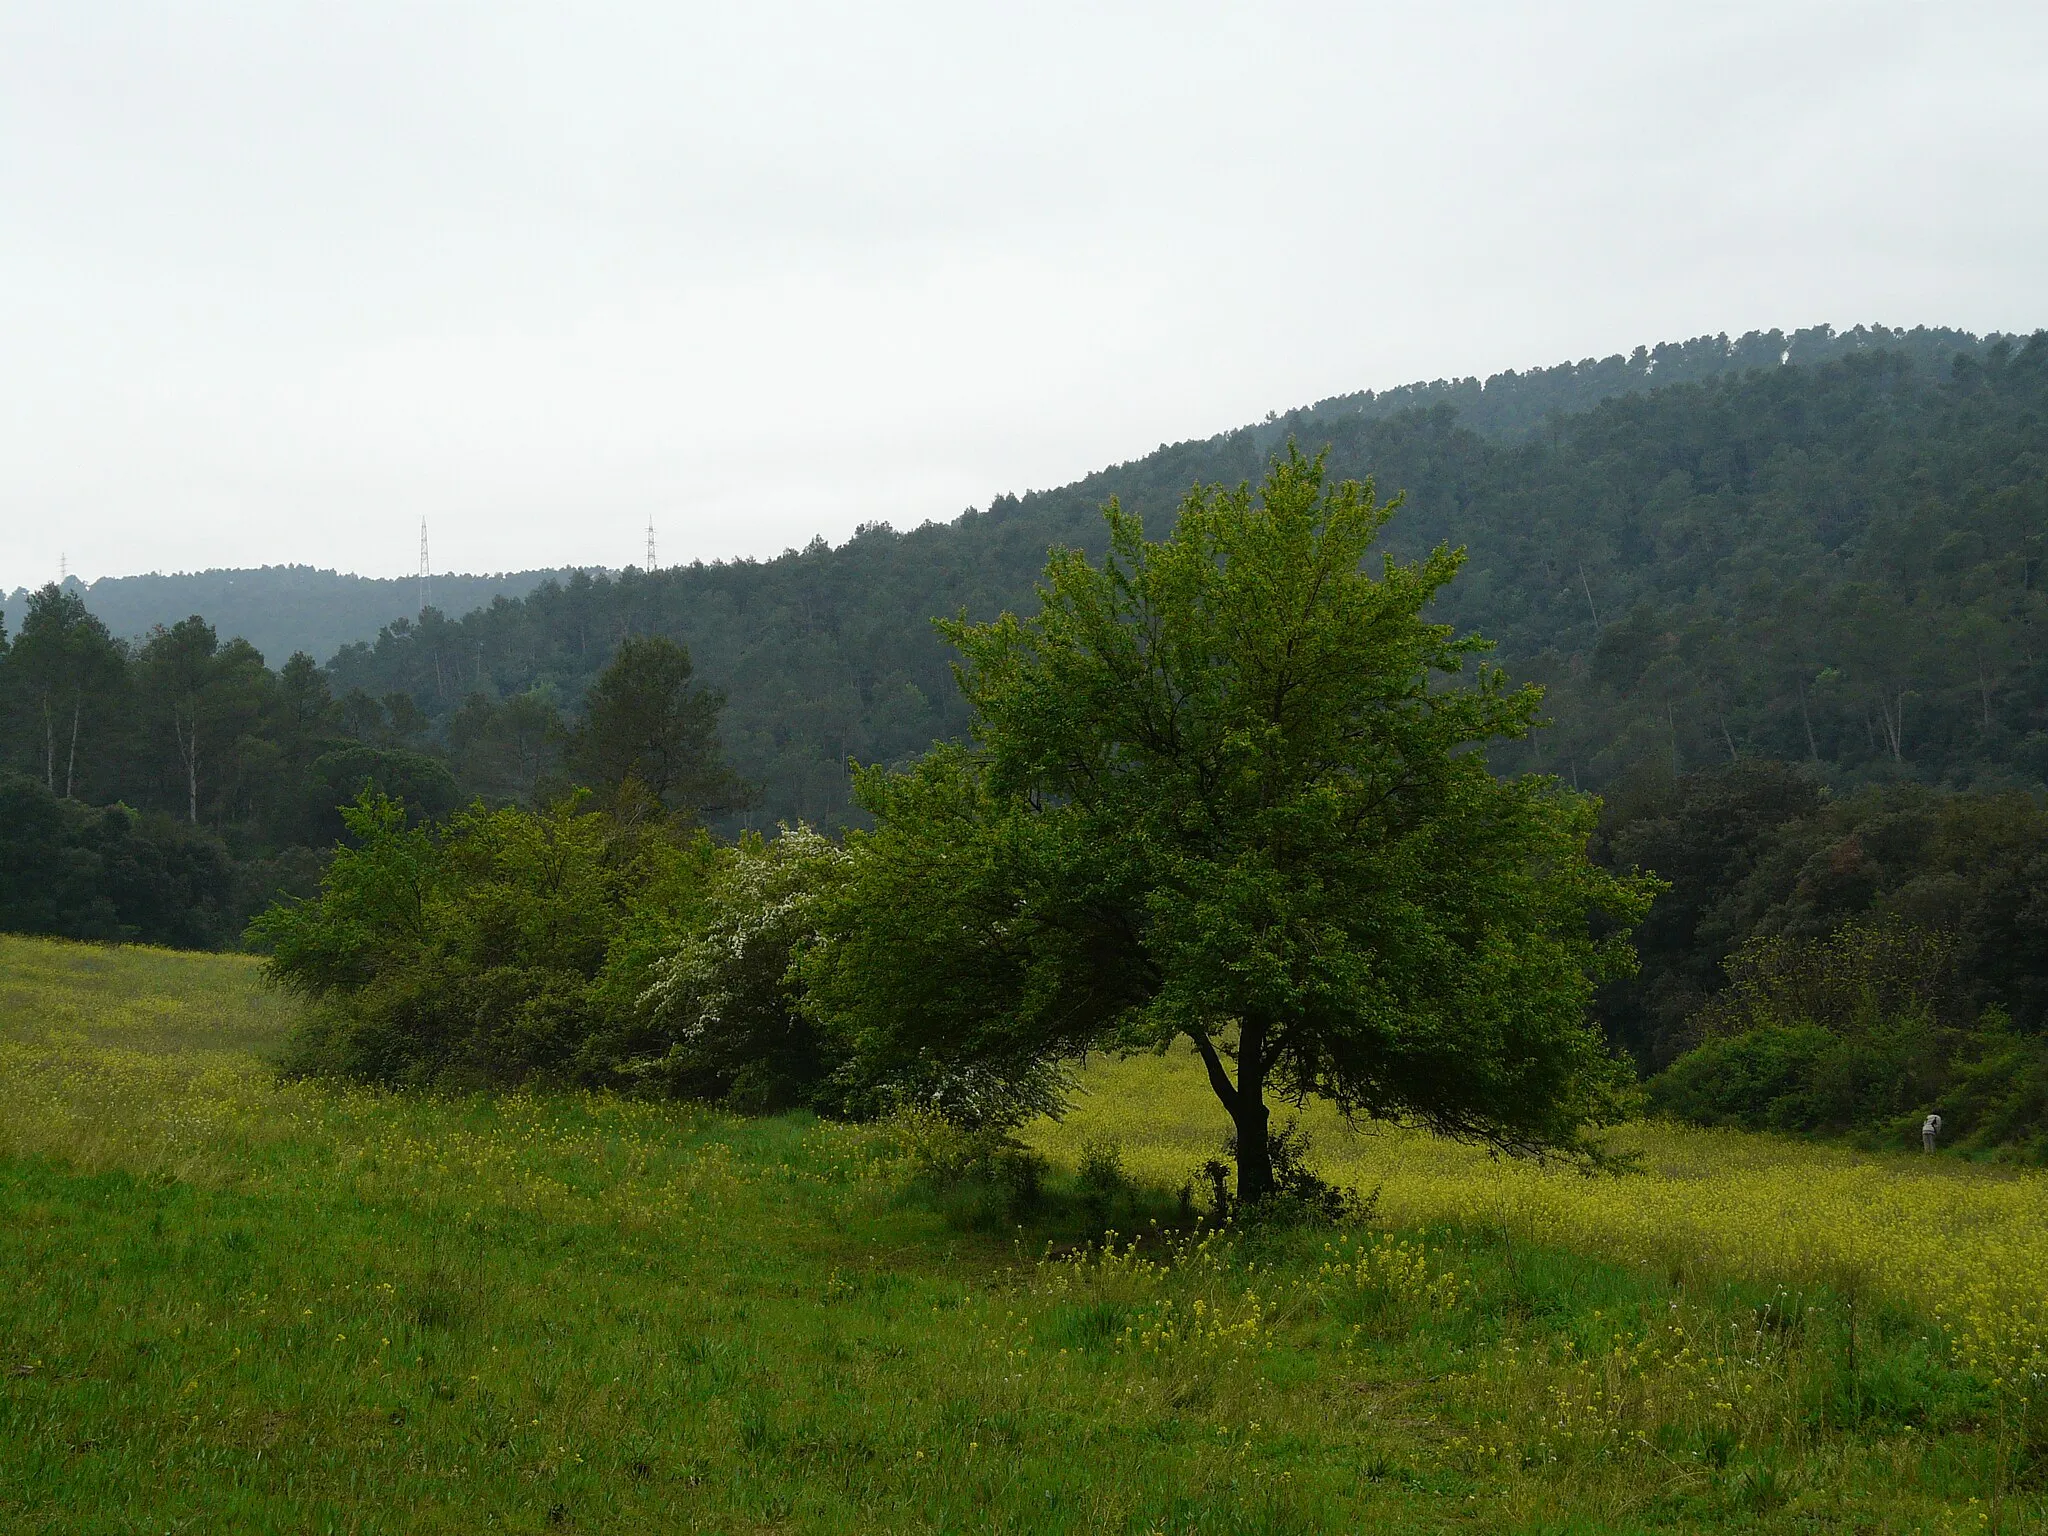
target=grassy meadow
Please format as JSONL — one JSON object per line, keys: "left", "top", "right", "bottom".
{"left": 2, "top": 935, "right": 2045, "bottom": 1533}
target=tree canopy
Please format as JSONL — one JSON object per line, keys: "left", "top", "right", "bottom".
{"left": 566, "top": 636, "right": 745, "bottom": 822}
{"left": 11, "top": 585, "right": 122, "bottom": 799}
{"left": 809, "top": 449, "right": 1656, "bottom": 1198}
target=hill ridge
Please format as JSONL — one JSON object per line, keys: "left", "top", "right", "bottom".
{"left": 11, "top": 322, "right": 2011, "bottom": 668}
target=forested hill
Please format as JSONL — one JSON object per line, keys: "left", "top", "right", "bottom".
{"left": 1277, "top": 321, "right": 1995, "bottom": 445}
{"left": 3, "top": 566, "right": 574, "bottom": 671}
{"left": 6, "top": 322, "right": 1992, "bottom": 672}
{"left": 327, "top": 326, "right": 2047, "bottom": 830}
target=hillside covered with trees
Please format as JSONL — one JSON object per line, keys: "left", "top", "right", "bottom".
{"left": 321, "top": 323, "right": 2045, "bottom": 829}
{"left": 3, "top": 322, "right": 2045, "bottom": 1149}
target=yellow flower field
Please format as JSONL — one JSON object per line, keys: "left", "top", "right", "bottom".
{"left": 1028, "top": 1045, "right": 2048, "bottom": 1392}
{"left": 7, "top": 936, "right": 2044, "bottom": 1397}
{"left": 5, "top": 932, "right": 2047, "bottom": 1529}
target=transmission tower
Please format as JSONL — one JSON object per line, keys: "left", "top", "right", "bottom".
{"left": 418, "top": 519, "right": 431, "bottom": 613}
{"left": 646, "top": 518, "right": 657, "bottom": 571}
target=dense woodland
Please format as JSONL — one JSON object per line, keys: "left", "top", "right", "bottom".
{"left": 3, "top": 322, "right": 2046, "bottom": 1148}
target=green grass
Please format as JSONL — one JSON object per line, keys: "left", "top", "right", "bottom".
{"left": 1, "top": 933, "right": 2042, "bottom": 1533}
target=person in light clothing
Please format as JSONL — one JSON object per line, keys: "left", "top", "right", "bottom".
{"left": 1922, "top": 1112, "right": 1942, "bottom": 1152}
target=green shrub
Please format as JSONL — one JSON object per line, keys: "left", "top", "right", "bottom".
{"left": 1647, "top": 1025, "right": 1841, "bottom": 1130}
{"left": 303, "top": 746, "right": 462, "bottom": 838}
{"left": 255, "top": 790, "right": 709, "bottom": 1088}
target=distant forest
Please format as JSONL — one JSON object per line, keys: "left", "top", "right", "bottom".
{"left": 3, "top": 566, "right": 573, "bottom": 676}
{"left": 3, "top": 321, "right": 2044, "bottom": 1082}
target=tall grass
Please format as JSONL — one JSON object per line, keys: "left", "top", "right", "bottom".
{"left": 1, "top": 934, "right": 2042, "bottom": 1532}
{"left": 1028, "top": 1046, "right": 2048, "bottom": 1392}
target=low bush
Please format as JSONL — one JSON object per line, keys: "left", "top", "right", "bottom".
{"left": 255, "top": 790, "right": 714, "bottom": 1089}
{"left": 886, "top": 1113, "right": 1188, "bottom": 1239}
{"left": 1213, "top": 1118, "right": 1374, "bottom": 1224}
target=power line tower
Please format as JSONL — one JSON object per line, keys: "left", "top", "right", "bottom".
{"left": 646, "top": 518, "right": 657, "bottom": 571}
{"left": 418, "top": 519, "right": 431, "bottom": 614}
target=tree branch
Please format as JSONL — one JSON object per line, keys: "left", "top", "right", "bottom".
{"left": 1188, "top": 1027, "right": 1240, "bottom": 1117}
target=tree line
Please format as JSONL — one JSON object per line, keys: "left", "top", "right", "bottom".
{"left": 15, "top": 324, "right": 2032, "bottom": 846}
{"left": 5, "top": 565, "right": 571, "bottom": 685}
{"left": 0, "top": 586, "right": 733, "bottom": 946}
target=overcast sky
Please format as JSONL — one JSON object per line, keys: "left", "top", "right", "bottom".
{"left": 4, "top": 2, "right": 2044, "bottom": 586}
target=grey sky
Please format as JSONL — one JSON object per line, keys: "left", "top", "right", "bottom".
{"left": 4, "top": 2, "right": 2043, "bottom": 586}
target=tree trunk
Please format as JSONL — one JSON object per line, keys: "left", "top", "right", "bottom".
{"left": 1232, "top": 1088, "right": 1274, "bottom": 1204}
{"left": 1876, "top": 691, "right": 1905, "bottom": 761}
{"left": 1190, "top": 1026, "right": 1274, "bottom": 1207}
{"left": 1798, "top": 684, "right": 1819, "bottom": 760}
{"left": 175, "top": 709, "right": 201, "bottom": 824}
{"left": 65, "top": 696, "right": 81, "bottom": 800}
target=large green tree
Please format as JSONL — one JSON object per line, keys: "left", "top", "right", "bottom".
{"left": 11, "top": 585, "right": 125, "bottom": 799}
{"left": 811, "top": 448, "right": 1655, "bottom": 1199}
{"left": 566, "top": 636, "right": 743, "bottom": 821}
{"left": 449, "top": 687, "right": 564, "bottom": 804}
{"left": 136, "top": 617, "right": 268, "bottom": 824}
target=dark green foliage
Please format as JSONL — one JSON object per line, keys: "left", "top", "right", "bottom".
{"left": 1594, "top": 760, "right": 1830, "bottom": 1065}
{"left": 563, "top": 635, "right": 744, "bottom": 820}
{"left": 0, "top": 772, "right": 235, "bottom": 947}
{"left": 809, "top": 449, "right": 1654, "bottom": 1198}
{"left": 1645, "top": 922, "right": 2048, "bottom": 1154}
{"left": 1648, "top": 1025, "right": 1914, "bottom": 1135}
{"left": 1936, "top": 1024, "right": 2048, "bottom": 1155}
{"left": 8, "top": 585, "right": 124, "bottom": 800}
{"left": 1600, "top": 764, "right": 2048, "bottom": 1070}
{"left": 447, "top": 688, "right": 564, "bottom": 803}
{"left": 135, "top": 617, "right": 274, "bottom": 826}
{"left": 0, "top": 592, "right": 735, "bottom": 958}
{"left": 304, "top": 746, "right": 462, "bottom": 837}
{"left": 0, "top": 591, "right": 362, "bottom": 926}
